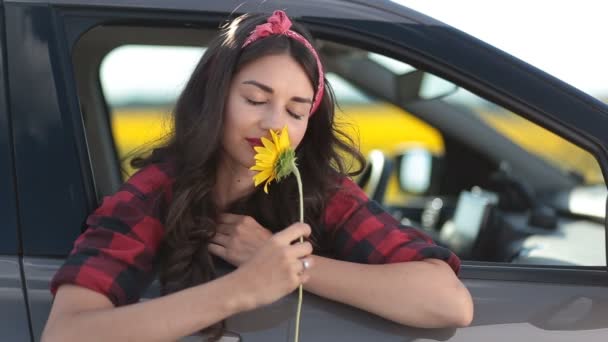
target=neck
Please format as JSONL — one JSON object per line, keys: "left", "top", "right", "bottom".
{"left": 214, "top": 156, "right": 256, "bottom": 211}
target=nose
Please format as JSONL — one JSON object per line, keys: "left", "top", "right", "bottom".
{"left": 259, "top": 104, "right": 286, "bottom": 132}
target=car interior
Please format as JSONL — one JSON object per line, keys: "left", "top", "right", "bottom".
{"left": 73, "top": 24, "right": 606, "bottom": 269}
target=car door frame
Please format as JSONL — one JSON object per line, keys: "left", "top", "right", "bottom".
{"left": 0, "top": 1, "right": 35, "bottom": 340}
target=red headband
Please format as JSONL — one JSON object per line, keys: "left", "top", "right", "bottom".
{"left": 242, "top": 10, "right": 325, "bottom": 115}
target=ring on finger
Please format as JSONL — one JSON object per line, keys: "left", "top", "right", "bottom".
{"left": 301, "top": 258, "right": 311, "bottom": 271}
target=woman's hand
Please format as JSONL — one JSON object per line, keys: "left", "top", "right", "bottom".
{"left": 209, "top": 214, "right": 273, "bottom": 267}
{"left": 231, "top": 222, "right": 313, "bottom": 311}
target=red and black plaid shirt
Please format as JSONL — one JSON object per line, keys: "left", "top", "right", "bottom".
{"left": 50, "top": 162, "right": 460, "bottom": 306}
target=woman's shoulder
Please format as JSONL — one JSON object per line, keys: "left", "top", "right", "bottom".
{"left": 123, "top": 160, "right": 177, "bottom": 197}
{"left": 323, "top": 176, "right": 369, "bottom": 224}
{"left": 328, "top": 176, "right": 368, "bottom": 202}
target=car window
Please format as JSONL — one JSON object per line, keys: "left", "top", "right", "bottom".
{"left": 99, "top": 41, "right": 605, "bottom": 268}
{"left": 339, "top": 50, "right": 605, "bottom": 267}
{"left": 100, "top": 45, "right": 445, "bottom": 203}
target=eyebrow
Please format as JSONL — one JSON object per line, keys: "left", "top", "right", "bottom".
{"left": 242, "top": 80, "right": 313, "bottom": 104}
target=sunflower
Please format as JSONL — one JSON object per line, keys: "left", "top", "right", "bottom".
{"left": 250, "top": 125, "right": 306, "bottom": 342}
{"left": 250, "top": 125, "right": 297, "bottom": 193}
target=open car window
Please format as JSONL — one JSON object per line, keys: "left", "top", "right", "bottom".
{"left": 97, "top": 33, "right": 605, "bottom": 268}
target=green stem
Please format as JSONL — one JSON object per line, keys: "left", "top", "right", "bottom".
{"left": 292, "top": 161, "right": 304, "bottom": 224}
{"left": 291, "top": 160, "right": 304, "bottom": 342}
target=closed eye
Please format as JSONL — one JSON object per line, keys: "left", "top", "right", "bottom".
{"left": 247, "top": 98, "right": 304, "bottom": 120}
{"left": 288, "top": 110, "right": 304, "bottom": 120}
{"left": 246, "top": 98, "right": 266, "bottom": 105}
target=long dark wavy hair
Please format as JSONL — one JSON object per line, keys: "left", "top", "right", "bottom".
{"left": 132, "top": 12, "right": 365, "bottom": 339}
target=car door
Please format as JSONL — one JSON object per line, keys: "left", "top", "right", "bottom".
{"left": 4, "top": 1, "right": 94, "bottom": 341}
{"left": 0, "top": 1, "right": 33, "bottom": 340}
{"left": 13, "top": 1, "right": 608, "bottom": 342}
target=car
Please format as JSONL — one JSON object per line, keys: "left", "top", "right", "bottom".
{"left": 2, "top": 0, "right": 608, "bottom": 341}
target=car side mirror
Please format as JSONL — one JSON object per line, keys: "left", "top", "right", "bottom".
{"left": 395, "top": 147, "right": 442, "bottom": 196}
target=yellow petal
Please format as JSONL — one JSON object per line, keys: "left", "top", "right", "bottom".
{"left": 251, "top": 127, "right": 292, "bottom": 192}
{"left": 263, "top": 174, "right": 276, "bottom": 193}
{"left": 255, "top": 154, "right": 276, "bottom": 164}
{"left": 253, "top": 169, "right": 273, "bottom": 186}
{"left": 254, "top": 154, "right": 275, "bottom": 163}
{"left": 271, "top": 129, "right": 281, "bottom": 148}
{"left": 261, "top": 136, "right": 277, "bottom": 153}
{"left": 251, "top": 163, "right": 274, "bottom": 171}
{"left": 279, "top": 126, "right": 290, "bottom": 150}
{"left": 254, "top": 146, "right": 271, "bottom": 154}
{"left": 255, "top": 149, "right": 275, "bottom": 157}
{"left": 252, "top": 161, "right": 273, "bottom": 169}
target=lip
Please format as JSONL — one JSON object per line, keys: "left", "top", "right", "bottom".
{"left": 245, "top": 137, "right": 264, "bottom": 147}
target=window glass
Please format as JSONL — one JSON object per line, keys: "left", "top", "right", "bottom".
{"left": 100, "top": 45, "right": 444, "bottom": 193}
{"left": 327, "top": 48, "right": 605, "bottom": 267}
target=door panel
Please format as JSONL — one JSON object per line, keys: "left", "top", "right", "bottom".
{"left": 0, "top": 4, "right": 33, "bottom": 342}
{"left": 0, "top": 257, "right": 32, "bottom": 341}
{"left": 22, "top": 258, "right": 59, "bottom": 341}
{"left": 25, "top": 257, "right": 608, "bottom": 341}
{"left": 295, "top": 278, "right": 608, "bottom": 341}
{"left": 24, "top": 258, "right": 293, "bottom": 341}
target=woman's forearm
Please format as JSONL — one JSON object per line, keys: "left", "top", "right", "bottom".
{"left": 303, "top": 256, "right": 473, "bottom": 328}
{"left": 44, "top": 223, "right": 314, "bottom": 342}
{"left": 43, "top": 271, "right": 250, "bottom": 342}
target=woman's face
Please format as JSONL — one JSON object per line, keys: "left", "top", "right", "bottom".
{"left": 221, "top": 53, "right": 314, "bottom": 174}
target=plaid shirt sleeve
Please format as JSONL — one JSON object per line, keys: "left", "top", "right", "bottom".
{"left": 324, "top": 178, "right": 461, "bottom": 273}
{"left": 50, "top": 162, "right": 175, "bottom": 306}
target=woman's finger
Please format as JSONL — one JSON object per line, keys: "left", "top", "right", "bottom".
{"left": 217, "top": 213, "right": 243, "bottom": 224}
{"left": 216, "top": 223, "right": 235, "bottom": 235}
{"left": 274, "top": 223, "right": 311, "bottom": 245}
{"left": 208, "top": 243, "right": 227, "bottom": 258}
{"left": 286, "top": 241, "right": 313, "bottom": 259}
{"left": 296, "top": 257, "right": 314, "bottom": 274}
{"left": 210, "top": 233, "right": 230, "bottom": 247}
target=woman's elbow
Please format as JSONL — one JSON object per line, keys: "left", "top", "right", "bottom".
{"left": 41, "top": 320, "right": 68, "bottom": 342}
{"left": 425, "top": 259, "right": 474, "bottom": 327}
{"left": 42, "top": 312, "right": 85, "bottom": 342}
{"left": 452, "top": 285, "right": 474, "bottom": 327}
{"left": 444, "top": 279, "right": 474, "bottom": 328}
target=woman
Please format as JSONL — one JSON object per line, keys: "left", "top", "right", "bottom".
{"left": 42, "top": 10, "right": 473, "bottom": 342}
